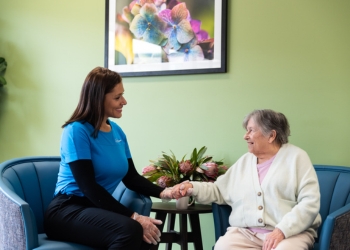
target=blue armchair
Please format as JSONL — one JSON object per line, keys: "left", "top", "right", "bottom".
{"left": 0, "top": 156, "right": 152, "bottom": 250}
{"left": 212, "top": 165, "right": 350, "bottom": 250}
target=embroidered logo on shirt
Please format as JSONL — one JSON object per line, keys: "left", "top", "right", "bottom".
{"left": 115, "top": 139, "right": 122, "bottom": 143}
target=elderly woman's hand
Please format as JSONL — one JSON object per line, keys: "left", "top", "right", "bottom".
{"left": 171, "top": 180, "right": 193, "bottom": 199}
{"left": 263, "top": 228, "right": 285, "bottom": 250}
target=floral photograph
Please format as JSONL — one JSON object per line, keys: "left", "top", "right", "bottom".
{"left": 105, "top": 0, "right": 227, "bottom": 76}
{"left": 142, "top": 146, "right": 229, "bottom": 188}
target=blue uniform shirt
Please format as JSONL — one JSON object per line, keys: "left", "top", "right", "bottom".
{"left": 55, "top": 120, "right": 131, "bottom": 196}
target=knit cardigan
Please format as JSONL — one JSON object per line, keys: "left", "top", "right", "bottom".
{"left": 191, "top": 143, "right": 321, "bottom": 238}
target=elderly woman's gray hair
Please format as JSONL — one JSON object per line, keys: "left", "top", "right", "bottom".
{"left": 242, "top": 109, "right": 290, "bottom": 146}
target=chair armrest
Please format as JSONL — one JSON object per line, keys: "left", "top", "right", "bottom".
{"left": 112, "top": 182, "right": 152, "bottom": 216}
{"left": 0, "top": 181, "right": 38, "bottom": 250}
{"left": 212, "top": 203, "right": 232, "bottom": 241}
{"left": 318, "top": 203, "right": 350, "bottom": 250}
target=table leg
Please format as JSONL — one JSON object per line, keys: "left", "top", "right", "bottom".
{"left": 166, "top": 213, "right": 176, "bottom": 250}
{"left": 179, "top": 214, "right": 188, "bottom": 250}
{"left": 189, "top": 214, "right": 203, "bottom": 250}
{"left": 151, "top": 212, "right": 167, "bottom": 250}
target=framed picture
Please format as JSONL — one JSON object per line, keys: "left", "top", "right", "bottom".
{"left": 105, "top": 0, "right": 228, "bottom": 77}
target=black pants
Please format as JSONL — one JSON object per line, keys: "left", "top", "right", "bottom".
{"left": 44, "top": 194, "right": 152, "bottom": 250}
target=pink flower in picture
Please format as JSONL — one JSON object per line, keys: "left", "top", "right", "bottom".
{"left": 190, "top": 19, "right": 209, "bottom": 42}
{"left": 159, "top": 3, "right": 195, "bottom": 50}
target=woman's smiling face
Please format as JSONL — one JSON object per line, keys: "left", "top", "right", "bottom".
{"left": 243, "top": 118, "right": 270, "bottom": 156}
{"left": 103, "top": 82, "right": 127, "bottom": 120}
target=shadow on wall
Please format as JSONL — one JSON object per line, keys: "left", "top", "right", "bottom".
{"left": 0, "top": 39, "right": 7, "bottom": 127}
{"left": 0, "top": 87, "right": 8, "bottom": 120}
{"left": 0, "top": 39, "right": 45, "bottom": 160}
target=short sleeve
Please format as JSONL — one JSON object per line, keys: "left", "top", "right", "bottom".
{"left": 61, "top": 123, "right": 92, "bottom": 163}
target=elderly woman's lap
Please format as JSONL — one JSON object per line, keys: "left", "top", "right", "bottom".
{"left": 214, "top": 227, "right": 314, "bottom": 250}
{"left": 274, "top": 231, "right": 314, "bottom": 250}
{"left": 214, "top": 227, "right": 262, "bottom": 250}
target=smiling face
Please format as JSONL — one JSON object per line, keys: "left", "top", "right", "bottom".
{"left": 103, "top": 82, "right": 127, "bottom": 120}
{"left": 243, "top": 118, "right": 271, "bottom": 157}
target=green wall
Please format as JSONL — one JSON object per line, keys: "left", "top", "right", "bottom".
{"left": 1, "top": 1, "right": 350, "bottom": 249}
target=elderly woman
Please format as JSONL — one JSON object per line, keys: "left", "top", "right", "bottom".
{"left": 171, "top": 109, "right": 321, "bottom": 250}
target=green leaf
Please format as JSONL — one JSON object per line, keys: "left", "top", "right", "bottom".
{"left": 191, "top": 148, "right": 198, "bottom": 164}
{"left": 0, "top": 57, "right": 7, "bottom": 87}
{"left": 201, "top": 156, "right": 213, "bottom": 164}
{"left": 145, "top": 172, "right": 163, "bottom": 183}
{"left": 0, "top": 75, "right": 6, "bottom": 87}
{"left": 0, "top": 57, "right": 7, "bottom": 75}
{"left": 142, "top": 169, "right": 159, "bottom": 176}
{"left": 154, "top": 161, "right": 168, "bottom": 170}
{"left": 197, "top": 146, "right": 207, "bottom": 160}
{"left": 162, "top": 154, "right": 172, "bottom": 163}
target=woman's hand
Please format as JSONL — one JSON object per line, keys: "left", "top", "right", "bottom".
{"left": 159, "top": 187, "right": 173, "bottom": 200}
{"left": 263, "top": 228, "right": 285, "bottom": 250}
{"left": 132, "top": 212, "right": 162, "bottom": 245}
{"left": 171, "top": 181, "right": 193, "bottom": 199}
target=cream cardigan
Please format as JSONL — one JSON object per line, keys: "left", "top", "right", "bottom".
{"left": 191, "top": 143, "right": 321, "bottom": 238}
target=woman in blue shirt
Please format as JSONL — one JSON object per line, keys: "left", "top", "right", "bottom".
{"left": 44, "top": 67, "right": 172, "bottom": 249}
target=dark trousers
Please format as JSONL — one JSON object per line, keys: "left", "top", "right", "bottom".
{"left": 44, "top": 194, "right": 152, "bottom": 250}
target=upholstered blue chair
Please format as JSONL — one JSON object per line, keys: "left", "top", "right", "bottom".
{"left": 0, "top": 156, "right": 152, "bottom": 250}
{"left": 212, "top": 165, "right": 350, "bottom": 250}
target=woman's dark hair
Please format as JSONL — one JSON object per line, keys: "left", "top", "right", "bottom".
{"left": 62, "top": 67, "right": 122, "bottom": 138}
{"left": 242, "top": 109, "right": 291, "bottom": 146}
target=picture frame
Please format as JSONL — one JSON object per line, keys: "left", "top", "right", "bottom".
{"left": 105, "top": 0, "right": 228, "bottom": 77}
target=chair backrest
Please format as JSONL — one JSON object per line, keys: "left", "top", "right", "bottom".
{"left": 313, "top": 165, "right": 350, "bottom": 237}
{"left": 1, "top": 156, "right": 60, "bottom": 234}
{"left": 212, "top": 165, "right": 350, "bottom": 242}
